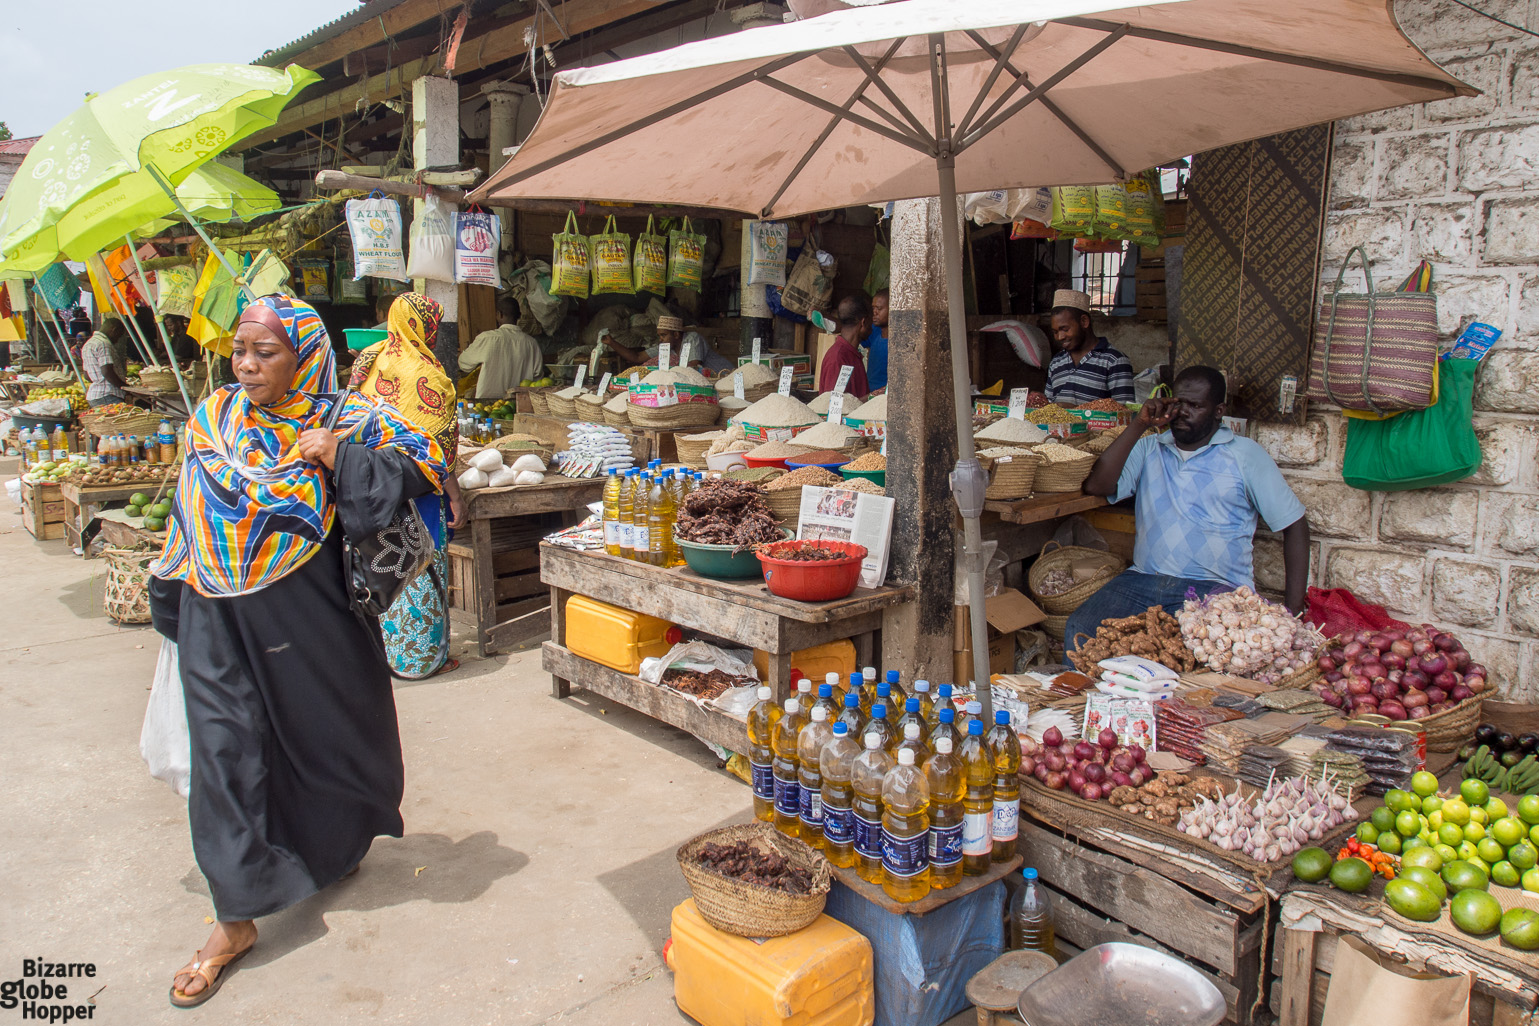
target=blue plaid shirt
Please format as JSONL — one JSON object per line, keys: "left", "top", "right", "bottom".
{"left": 1113, "top": 428, "right": 1305, "bottom": 588}
{"left": 1045, "top": 338, "right": 1135, "bottom": 405}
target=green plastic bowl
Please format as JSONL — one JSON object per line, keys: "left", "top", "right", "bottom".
{"left": 840, "top": 467, "right": 885, "bottom": 488}
{"left": 676, "top": 531, "right": 792, "bottom": 579}
{"left": 344, "top": 328, "right": 388, "bottom": 351}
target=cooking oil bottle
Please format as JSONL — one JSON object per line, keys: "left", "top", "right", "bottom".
{"left": 930, "top": 707, "right": 961, "bottom": 754}
{"left": 911, "top": 680, "right": 935, "bottom": 724}
{"left": 926, "top": 737, "right": 964, "bottom": 890}
{"left": 958, "top": 700, "right": 984, "bottom": 737}
{"left": 895, "top": 697, "right": 926, "bottom": 750}
{"left": 646, "top": 470, "right": 674, "bottom": 567}
{"left": 835, "top": 690, "right": 866, "bottom": 740}
{"left": 959, "top": 719, "right": 995, "bottom": 876}
{"left": 861, "top": 666, "right": 877, "bottom": 711}
{"left": 617, "top": 469, "right": 638, "bottom": 559}
{"left": 796, "top": 678, "right": 813, "bottom": 711}
{"left": 896, "top": 719, "right": 930, "bottom": 766}
{"left": 632, "top": 471, "right": 653, "bottom": 562}
{"left": 771, "top": 697, "right": 806, "bottom": 839}
{"left": 844, "top": 672, "right": 864, "bottom": 714}
{"left": 874, "top": 680, "right": 893, "bottom": 719}
{"left": 1009, "top": 867, "right": 1057, "bottom": 956}
{"left": 820, "top": 721, "right": 860, "bottom": 868}
{"left": 746, "top": 685, "right": 780, "bottom": 823}
{"left": 884, "top": 669, "right": 909, "bottom": 708}
{"left": 810, "top": 681, "right": 839, "bottom": 723}
{"left": 851, "top": 732, "right": 894, "bottom": 885}
{"left": 865, "top": 702, "right": 894, "bottom": 752}
{"left": 797, "top": 705, "right": 834, "bottom": 851}
{"left": 601, "top": 467, "right": 623, "bottom": 556}
{"left": 988, "top": 710, "right": 1022, "bottom": 862}
{"left": 881, "top": 747, "right": 930, "bottom": 903}
{"left": 932, "top": 683, "right": 957, "bottom": 727}
{"left": 824, "top": 671, "right": 847, "bottom": 705}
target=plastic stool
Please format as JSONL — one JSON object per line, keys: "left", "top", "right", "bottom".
{"left": 965, "top": 950, "right": 1058, "bottom": 1026}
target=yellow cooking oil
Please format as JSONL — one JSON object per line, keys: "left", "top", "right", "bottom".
{"left": 850, "top": 732, "right": 893, "bottom": 884}
{"left": 959, "top": 719, "right": 995, "bottom": 876}
{"left": 771, "top": 698, "right": 806, "bottom": 839}
{"left": 601, "top": 466, "right": 623, "bottom": 556}
{"left": 631, "top": 471, "right": 652, "bottom": 563}
{"left": 617, "top": 469, "right": 637, "bottom": 560}
{"left": 987, "top": 710, "right": 1022, "bottom": 862}
{"left": 646, "top": 470, "right": 675, "bottom": 567}
{"left": 881, "top": 746, "right": 930, "bottom": 903}
{"left": 926, "top": 737, "right": 964, "bottom": 890}
{"left": 746, "top": 685, "right": 780, "bottom": 823}
{"left": 911, "top": 679, "right": 935, "bottom": 724}
{"left": 797, "top": 706, "right": 834, "bottom": 851}
{"left": 820, "top": 722, "right": 861, "bottom": 868}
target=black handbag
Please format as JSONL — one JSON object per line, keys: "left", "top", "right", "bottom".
{"left": 322, "top": 388, "right": 435, "bottom": 618}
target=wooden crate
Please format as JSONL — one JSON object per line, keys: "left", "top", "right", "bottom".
{"left": 20, "top": 480, "right": 65, "bottom": 540}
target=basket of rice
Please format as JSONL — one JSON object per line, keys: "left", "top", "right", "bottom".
{"left": 763, "top": 466, "right": 842, "bottom": 527}
{"left": 975, "top": 416, "right": 1049, "bottom": 446}
{"left": 746, "top": 438, "right": 815, "bottom": 470}
{"left": 676, "top": 431, "right": 723, "bottom": 467}
{"left": 488, "top": 434, "right": 555, "bottom": 464}
{"left": 736, "top": 392, "right": 820, "bottom": 441}
{"left": 1032, "top": 442, "right": 1098, "bottom": 492}
{"left": 786, "top": 419, "right": 863, "bottom": 452}
{"left": 978, "top": 445, "right": 1042, "bottom": 500}
{"left": 546, "top": 385, "right": 583, "bottom": 419}
{"left": 602, "top": 391, "right": 632, "bottom": 426}
{"left": 715, "top": 363, "right": 779, "bottom": 403}
{"left": 1028, "top": 541, "right": 1126, "bottom": 615}
{"left": 575, "top": 392, "right": 607, "bottom": 422}
{"left": 628, "top": 399, "right": 721, "bottom": 429}
{"left": 844, "top": 393, "right": 888, "bottom": 439}
{"left": 526, "top": 388, "right": 551, "bottom": 415}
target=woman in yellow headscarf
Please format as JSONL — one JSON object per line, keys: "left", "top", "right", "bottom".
{"left": 350, "top": 292, "right": 465, "bottom": 678}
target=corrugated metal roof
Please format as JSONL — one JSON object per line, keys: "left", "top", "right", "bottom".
{"left": 0, "top": 136, "right": 40, "bottom": 155}
{"left": 254, "top": 0, "right": 418, "bottom": 67}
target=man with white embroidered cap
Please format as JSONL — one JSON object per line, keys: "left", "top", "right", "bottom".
{"left": 1044, "top": 288, "right": 1135, "bottom": 405}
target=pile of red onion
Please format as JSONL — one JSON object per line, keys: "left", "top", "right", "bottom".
{"left": 1312, "top": 625, "right": 1486, "bottom": 721}
{"left": 1022, "top": 726, "right": 1147, "bottom": 801}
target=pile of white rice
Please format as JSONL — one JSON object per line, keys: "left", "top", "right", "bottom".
{"left": 850, "top": 393, "right": 888, "bottom": 421}
{"left": 737, "top": 392, "right": 819, "bottom": 427}
{"left": 790, "top": 420, "right": 863, "bottom": 449}
{"left": 976, "top": 417, "right": 1049, "bottom": 444}
{"left": 714, "top": 362, "right": 779, "bottom": 394}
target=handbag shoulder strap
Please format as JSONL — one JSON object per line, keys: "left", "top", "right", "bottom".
{"left": 322, "top": 387, "right": 356, "bottom": 432}
{"left": 644, "top": 214, "right": 656, "bottom": 236}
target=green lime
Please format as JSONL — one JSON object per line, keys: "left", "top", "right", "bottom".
{"left": 1523, "top": 868, "right": 1539, "bottom": 894}
{"left": 1386, "top": 789, "right": 1418, "bottom": 814}
{"left": 1402, "top": 847, "right": 1444, "bottom": 874}
{"left": 1378, "top": 831, "right": 1403, "bottom": 855}
{"left": 1422, "top": 794, "right": 1444, "bottom": 815}
{"left": 1510, "top": 842, "right": 1538, "bottom": 872}
{"left": 1434, "top": 843, "right": 1460, "bottom": 863}
{"left": 1370, "top": 807, "right": 1398, "bottom": 834}
{"left": 1411, "top": 770, "right": 1440, "bottom": 797}
{"left": 1396, "top": 810, "right": 1422, "bottom": 837}
{"left": 1493, "top": 860, "right": 1522, "bottom": 888}
{"left": 1403, "top": 835, "right": 1429, "bottom": 853}
{"left": 1465, "top": 822, "right": 1487, "bottom": 843}
{"left": 1356, "top": 823, "right": 1379, "bottom": 845}
{"left": 1494, "top": 817, "right": 1528, "bottom": 848}
{"left": 1479, "top": 837, "right": 1508, "bottom": 864}
{"left": 1443, "top": 798, "right": 1471, "bottom": 826}
{"left": 1462, "top": 778, "right": 1491, "bottom": 806}
{"left": 1518, "top": 795, "right": 1539, "bottom": 825}
{"left": 1488, "top": 798, "right": 1510, "bottom": 821}
{"left": 1439, "top": 822, "right": 1467, "bottom": 847}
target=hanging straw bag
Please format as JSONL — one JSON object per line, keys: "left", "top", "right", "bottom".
{"left": 1306, "top": 246, "right": 1439, "bottom": 414}
{"left": 551, "top": 211, "right": 592, "bottom": 299}
{"left": 591, "top": 215, "right": 635, "bottom": 295}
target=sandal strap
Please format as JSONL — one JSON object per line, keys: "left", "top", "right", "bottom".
{"left": 179, "top": 948, "right": 247, "bottom": 992}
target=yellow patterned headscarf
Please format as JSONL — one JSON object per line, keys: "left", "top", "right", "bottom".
{"left": 352, "top": 293, "right": 458, "bottom": 453}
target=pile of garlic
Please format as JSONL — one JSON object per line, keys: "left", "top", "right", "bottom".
{"left": 1176, "top": 773, "right": 1358, "bottom": 862}
{"left": 1177, "top": 586, "right": 1325, "bottom": 683}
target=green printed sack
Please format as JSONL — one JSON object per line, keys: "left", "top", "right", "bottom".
{"left": 633, "top": 215, "right": 668, "bottom": 295}
{"left": 668, "top": 216, "right": 706, "bottom": 291}
{"left": 1050, "top": 185, "right": 1096, "bottom": 235}
{"left": 551, "top": 211, "right": 591, "bottom": 299}
{"left": 1092, "top": 183, "right": 1129, "bottom": 237}
{"left": 591, "top": 216, "right": 634, "bottom": 295}
{"left": 1122, "top": 171, "right": 1166, "bottom": 248}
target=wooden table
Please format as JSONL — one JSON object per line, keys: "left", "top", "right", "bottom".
{"left": 450, "top": 476, "right": 606, "bottom": 656}
{"left": 539, "top": 544, "right": 913, "bottom": 747}
{"left": 58, "top": 479, "right": 172, "bottom": 554}
{"left": 983, "top": 490, "right": 1107, "bottom": 525}
{"left": 121, "top": 385, "right": 189, "bottom": 418}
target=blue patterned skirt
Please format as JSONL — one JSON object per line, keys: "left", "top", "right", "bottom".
{"left": 379, "top": 496, "right": 451, "bottom": 679}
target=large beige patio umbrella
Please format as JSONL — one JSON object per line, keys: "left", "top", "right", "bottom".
{"left": 472, "top": 0, "right": 1469, "bottom": 713}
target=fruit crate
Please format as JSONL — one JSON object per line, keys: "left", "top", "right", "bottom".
{"left": 20, "top": 479, "right": 65, "bottom": 541}
{"left": 1275, "top": 887, "right": 1539, "bottom": 1026}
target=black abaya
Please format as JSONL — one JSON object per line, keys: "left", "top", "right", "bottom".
{"left": 150, "top": 443, "right": 434, "bottom": 921}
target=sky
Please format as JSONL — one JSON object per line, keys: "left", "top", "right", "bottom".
{"left": 3, "top": 0, "right": 362, "bottom": 138}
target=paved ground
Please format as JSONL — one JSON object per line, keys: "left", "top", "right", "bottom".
{"left": 0, "top": 490, "right": 755, "bottom": 1025}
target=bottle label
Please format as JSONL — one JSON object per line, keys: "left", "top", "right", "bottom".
{"left": 750, "top": 760, "right": 774, "bottom": 802}
{"left": 619, "top": 522, "right": 633, "bottom": 549}
{"left": 992, "top": 800, "right": 1020, "bottom": 844}
{"left": 853, "top": 812, "right": 883, "bottom": 859}
{"left": 882, "top": 827, "right": 930, "bottom": 878}
{"left": 773, "top": 775, "right": 801, "bottom": 817}
{"left": 962, "top": 811, "right": 992, "bottom": 856}
{"left": 633, "top": 525, "right": 650, "bottom": 550}
{"left": 928, "top": 822, "right": 963, "bottom": 866}
{"left": 822, "top": 803, "right": 853, "bottom": 845}
{"left": 603, "top": 520, "right": 620, "bottom": 546}
{"left": 799, "top": 786, "right": 823, "bottom": 827}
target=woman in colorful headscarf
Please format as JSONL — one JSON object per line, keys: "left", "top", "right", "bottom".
{"left": 348, "top": 292, "right": 465, "bottom": 679}
{"left": 146, "top": 295, "right": 446, "bottom": 1009}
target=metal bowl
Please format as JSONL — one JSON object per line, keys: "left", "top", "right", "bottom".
{"left": 1017, "top": 943, "right": 1226, "bottom": 1026}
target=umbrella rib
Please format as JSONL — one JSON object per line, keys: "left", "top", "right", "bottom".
{"left": 490, "top": 51, "right": 813, "bottom": 191}
{"left": 756, "top": 77, "right": 935, "bottom": 154}
{"left": 1053, "top": 16, "right": 1465, "bottom": 95}
{"left": 959, "top": 26, "right": 1128, "bottom": 152}
{"left": 953, "top": 23, "right": 1031, "bottom": 141}
{"left": 761, "top": 40, "right": 908, "bottom": 217}
{"left": 840, "top": 44, "right": 935, "bottom": 146}
{"left": 962, "top": 29, "right": 1125, "bottom": 179}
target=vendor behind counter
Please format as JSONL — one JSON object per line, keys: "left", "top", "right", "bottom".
{"left": 1064, "top": 366, "right": 1310, "bottom": 649}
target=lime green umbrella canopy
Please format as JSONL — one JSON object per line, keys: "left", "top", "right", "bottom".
{"left": 0, "top": 62, "right": 317, "bottom": 273}
{"left": 136, "top": 161, "right": 282, "bottom": 236}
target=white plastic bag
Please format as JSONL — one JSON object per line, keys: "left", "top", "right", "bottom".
{"left": 140, "top": 638, "right": 191, "bottom": 799}
{"left": 345, "top": 195, "right": 408, "bottom": 281}
{"left": 454, "top": 209, "right": 503, "bottom": 288}
{"left": 746, "top": 220, "right": 789, "bottom": 287}
{"left": 405, "top": 193, "right": 456, "bottom": 283}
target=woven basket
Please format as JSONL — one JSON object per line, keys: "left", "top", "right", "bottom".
{"left": 764, "top": 485, "right": 806, "bottom": 526}
{"left": 1040, "top": 613, "right": 1070, "bottom": 641}
{"left": 136, "top": 368, "right": 179, "bottom": 391}
{"left": 1033, "top": 454, "right": 1097, "bottom": 492}
{"left": 546, "top": 392, "right": 578, "bottom": 419}
{"left": 676, "top": 822, "right": 831, "bottom": 938}
{"left": 677, "top": 431, "right": 723, "bottom": 466}
{"left": 628, "top": 401, "right": 720, "bottom": 429}
{"left": 980, "top": 448, "right": 1042, "bottom": 500}
{"left": 575, "top": 398, "right": 607, "bottom": 423}
{"left": 1417, "top": 695, "right": 1484, "bottom": 752}
{"left": 1028, "top": 541, "right": 1126, "bottom": 615}
{"left": 103, "top": 548, "right": 157, "bottom": 624}
{"left": 602, "top": 406, "right": 631, "bottom": 427}
{"left": 527, "top": 390, "right": 550, "bottom": 415}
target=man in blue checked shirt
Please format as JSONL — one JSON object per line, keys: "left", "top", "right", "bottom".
{"left": 1044, "top": 289, "right": 1135, "bottom": 405}
{"left": 1065, "top": 366, "right": 1311, "bottom": 651}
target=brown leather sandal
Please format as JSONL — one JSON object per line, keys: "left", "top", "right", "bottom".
{"left": 169, "top": 946, "right": 251, "bottom": 1009}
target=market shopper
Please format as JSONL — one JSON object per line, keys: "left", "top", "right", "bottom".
{"left": 862, "top": 288, "right": 889, "bottom": 392}
{"left": 1066, "top": 366, "right": 1309, "bottom": 650}
{"left": 147, "top": 295, "right": 447, "bottom": 1008}
{"left": 81, "top": 318, "right": 129, "bottom": 406}
{"left": 818, "top": 293, "right": 871, "bottom": 398}
{"left": 350, "top": 291, "right": 465, "bottom": 678}
{"left": 602, "top": 314, "right": 734, "bottom": 373}
{"left": 460, "top": 296, "right": 545, "bottom": 397}
{"left": 1043, "top": 289, "right": 1135, "bottom": 405}
{"left": 163, "top": 314, "right": 201, "bottom": 364}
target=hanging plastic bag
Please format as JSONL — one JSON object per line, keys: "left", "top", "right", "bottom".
{"left": 1092, "top": 183, "right": 1129, "bottom": 237}
{"left": 296, "top": 258, "right": 330, "bottom": 300}
{"left": 633, "top": 215, "right": 668, "bottom": 295}
{"left": 406, "top": 192, "right": 457, "bottom": 282}
{"left": 746, "top": 220, "right": 789, "bottom": 287}
{"left": 453, "top": 206, "right": 502, "bottom": 288}
{"left": 345, "top": 193, "right": 408, "bottom": 281}
{"left": 667, "top": 216, "right": 706, "bottom": 291}
{"left": 1049, "top": 186, "right": 1096, "bottom": 236}
{"left": 551, "top": 211, "right": 591, "bottom": 299}
{"left": 591, "top": 215, "right": 635, "bottom": 295}
{"left": 780, "top": 247, "right": 837, "bottom": 316}
{"left": 1010, "top": 187, "right": 1054, "bottom": 225}
{"left": 863, "top": 240, "right": 890, "bottom": 295}
{"left": 140, "top": 638, "right": 190, "bottom": 799}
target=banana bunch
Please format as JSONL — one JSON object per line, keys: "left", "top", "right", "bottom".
{"left": 1463, "top": 744, "right": 1537, "bottom": 793}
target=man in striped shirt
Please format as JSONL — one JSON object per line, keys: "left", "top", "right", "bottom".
{"left": 1044, "top": 289, "right": 1135, "bottom": 405}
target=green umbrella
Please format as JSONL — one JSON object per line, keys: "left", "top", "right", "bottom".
{"left": 0, "top": 62, "right": 316, "bottom": 272}
{"left": 135, "top": 160, "right": 282, "bottom": 236}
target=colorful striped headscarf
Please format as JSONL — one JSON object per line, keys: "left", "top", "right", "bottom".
{"left": 151, "top": 295, "right": 447, "bottom": 598}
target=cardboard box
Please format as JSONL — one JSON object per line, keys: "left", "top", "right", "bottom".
{"left": 953, "top": 588, "right": 1046, "bottom": 685}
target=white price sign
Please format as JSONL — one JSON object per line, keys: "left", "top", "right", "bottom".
{"left": 826, "top": 392, "right": 847, "bottom": 423}
{"left": 680, "top": 339, "right": 694, "bottom": 366}
{"left": 658, "top": 343, "right": 671, "bottom": 371}
{"left": 1008, "top": 388, "right": 1029, "bottom": 420}
{"left": 597, "top": 372, "right": 612, "bottom": 395}
{"left": 573, "top": 365, "right": 586, "bottom": 390}
{"left": 588, "top": 342, "right": 602, "bottom": 377}
{"left": 778, "top": 366, "right": 794, "bottom": 396}
{"left": 733, "top": 373, "right": 745, "bottom": 400}
{"left": 752, "top": 337, "right": 763, "bottom": 364}
{"left": 834, "top": 364, "right": 854, "bottom": 395}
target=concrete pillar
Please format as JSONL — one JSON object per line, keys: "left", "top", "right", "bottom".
{"left": 739, "top": 218, "right": 773, "bottom": 353}
{"left": 483, "top": 81, "right": 529, "bottom": 255}
{"left": 881, "top": 197, "right": 958, "bottom": 681}
{"left": 414, "top": 75, "right": 461, "bottom": 371}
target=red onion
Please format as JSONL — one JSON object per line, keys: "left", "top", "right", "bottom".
{"left": 1081, "top": 782, "right": 1103, "bottom": 801}
{"left": 1408, "top": 705, "right": 1431, "bottom": 720}
{"left": 1390, "top": 639, "right": 1415, "bottom": 659}
{"left": 1320, "top": 690, "right": 1344, "bottom": 708}
{"left": 1468, "top": 663, "right": 1487, "bottom": 678}
{"left": 1467, "top": 676, "right": 1487, "bottom": 694}
{"left": 1128, "top": 744, "right": 1147, "bottom": 765}
{"left": 1318, "top": 655, "right": 1338, "bottom": 672}
{"left": 1045, "top": 771, "right": 1066, "bottom": 790}
{"left": 1110, "top": 771, "right": 1133, "bottom": 788}
{"left": 1128, "top": 768, "right": 1147, "bottom": 787}
{"left": 1401, "top": 689, "right": 1429, "bottom": 709}
{"left": 1084, "top": 764, "right": 1107, "bottom": 784}
{"left": 1348, "top": 678, "right": 1373, "bottom": 696}
{"left": 1068, "top": 769, "right": 1087, "bottom": 792}
{"left": 1325, "top": 671, "right": 1344, "bottom": 683}
{"left": 1362, "top": 661, "right": 1386, "bottom": 681}
{"left": 1405, "top": 669, "right": 1430, "bottom": 689}
{"left": 1021, "top": 756, "right": 1036, "bottom": 776}
{"left": 1352, "top": 694, "right": 1379, "bottom": 710}
{"left": 1045, "top": 751, "right": 1067, "bottom": 773}
{"left": 1380, "top": 700, "right": 1408, "bottom": 720}
{"left": 1453, "top": 650, "right": 1470, "bottom": 672}
{"left": 1433, "top": 670, "right": 1459, "bottom": 689}
{"left": 1450, "top": 684, "right": 1475, "bottom": 702}
{"left": 1421, "top": 654, "right": 1448, "bottom": 676}
{"left": 1434, "top": 632, "right": 1458, "bottom": 652}
{"left": 1354, "top": 631, "right": 1375, "bottom": 647}
{"left": 1371, "top": 680, "right": 1398, "bottom": 701}
{"left": 1098, "top": 728, "right": 1119, "bottom": 751}
{"left": 1388, "top": 669, "right": 1405, "bottom": 685}
{"left": 1034, "top": 762, "right": 1050, "bottom": 781}
{"left": 1382, "top": 653, "right": 1405, "bottom": 671}
{"left": 1073, "top": 742, "right": 1096, "bottom": 762}
{"left": 1371, "top": 635, "right": 1394, "bottom": 653}
{"left": 1425, "top": 686, "right": 1447, "bottom": 705}
{"left": 1343, "top": 641, "right": 1367, "bottom": 660}
{"left": 1384, "top": 630, "right": 1405, "bottom": 643}
{"left": 1042, "top": 726, "right": 1063, "bottom": 748}
{"left": 1413, "top": 639, "right": 1435, "bottom": 657}
{"left": 1432, "top": 701, "right": 1454, "bottom": 712}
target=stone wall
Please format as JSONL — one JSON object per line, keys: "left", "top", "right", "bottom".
{"left": 1250, "top": 1, "right": 1539, "bottom": 698}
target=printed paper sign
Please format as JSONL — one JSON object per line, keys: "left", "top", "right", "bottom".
{"left": 827, "top": 392, "right": 847, "bottom": 423}
{"left": 779, "top": 366, "right": 794, "bottom": 395}
{"left": 597, "top": 372, "right": 612, "bottom": 395}
{"left": 1009, "top": 389, "right": 1029, "bottom": 420}
{"left": 752, "top": 337, "right": 763, "bottom": 364}
{"left": 658, "top": 343, "right": 671, "bottom": 371}
{"left": 680, "top": 339, "right": 694, "bottom": 366}
{"left": 734, "top": 374, "right": 745, "bottom": 400}
{"left": 834, "top": 365, "right": 854, "bottom": 395}
{"left": 573, "top": 365, "right": 586, "bottom": 390}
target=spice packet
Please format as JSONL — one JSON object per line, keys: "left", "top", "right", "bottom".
{"left": 1445, "top": 322, "right": 1501, "bottom": 362}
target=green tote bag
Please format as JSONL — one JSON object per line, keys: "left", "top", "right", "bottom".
{"left": 1342, "top": 357, "right": 1482, "bottom": 491}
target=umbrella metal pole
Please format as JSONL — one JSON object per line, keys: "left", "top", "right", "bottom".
{"left": 113, "top": 300, "right": 161, "bottom": 369}
{"left": 935, "top": 155, "right": 994, "bottom": 725}
{"left": 148, "top": 166, "right": 257, "bottom": 302}
{"left": 28, "top": 288, "right": 89, "bottom": 391}
{"left": 124, "top": 235, "right": 195, "bottom": 414}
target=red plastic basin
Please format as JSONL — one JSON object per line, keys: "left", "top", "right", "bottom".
{"left": 757, "top": 540, "right": 869, "bottom": 602}
{"left": 744, "top": 454, "right": 795, "bottom": 470}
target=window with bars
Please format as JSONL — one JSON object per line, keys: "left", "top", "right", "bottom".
{"left": 1071, "top": 245, "right": 1129, "bottom": 313}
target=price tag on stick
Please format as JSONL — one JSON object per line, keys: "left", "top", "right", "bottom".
{"left": 779, "top": 366, "right": 794, "bottom": 396}
{"left": 658, "top": 343, "right": 671, "bottom": 371}
{"left": 1008, "top": 388, "right": 1028, "bottom": 420}
{"left": 588, "top": 342, "right": 602, "bottom": 377}
{"left": 597, "top": 372, "right": 612, "bottom": 395}
{"left": 826, "top": 392, "right": 846, "bottom": 423}
{"left": 834, "top": 364, "right": 854, "bottom": 396}
{"left": 733, "top": 373, "right": 745, "bottom": 400}
{"left": 680, "top": 339, "right": 694, "bottom": 366}
{"left": 752, "top": 337, "right": 763, "bottom": 365}
{"left": 573, "top": 365, "right": 586, "bottom": 390}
